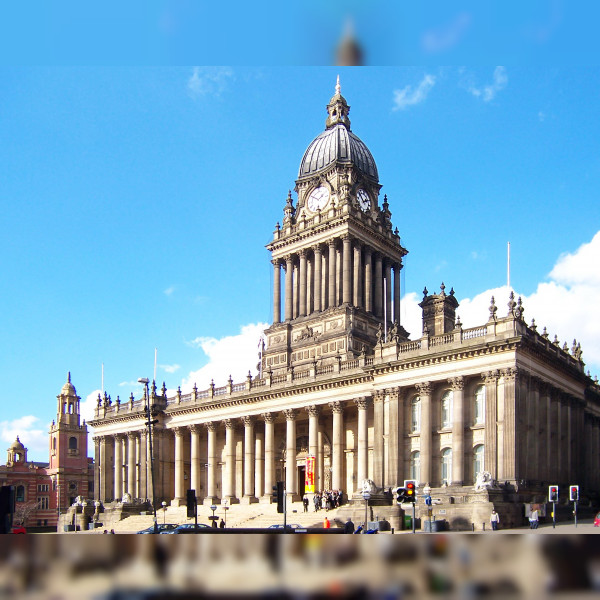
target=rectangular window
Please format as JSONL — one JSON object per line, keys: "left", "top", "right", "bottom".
{"left": 38, "top": 497, "right": 49, "bottom": 510}
{"left": 38, "top": 484, "right": 49, "bottom": 492}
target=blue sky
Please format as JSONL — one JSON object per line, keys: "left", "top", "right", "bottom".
{"left": 2, "top": 67, "right": 600, "bottom": 460}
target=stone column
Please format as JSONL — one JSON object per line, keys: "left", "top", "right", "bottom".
{"left": 330, "top": 401, "right": 344, "bottom": 491}
{"left": 387, "top": 387, "right": 406, "bottom": 487}
{"left": 501, "top": 368, "right": 519, "bottom": 482}
{"left": 313, "top": 245, "right": 322, "bottom": 313}
{"left": 584, "top": 416, "right": 593, "bottom": 489}
{"left": 114, "top": 435, "right": 123, "bottom": 501}
{"left": 299, "top": 249, "right": 308, "bottom": 317}
{"left": 127, "top": 432, "right": 136, "bottom": 497}
{"left": 307, "top": 405, "right": 320, "bottom": 494}
{"left": 255, "top": 432, "right": 264, "bottom": 499}
{"left": 374, "top": 253, "right": 383, "bottom": 317}
{"left": 373, "top": 391, "right": 385, "bottom": 487}
{"left": 482, "top": 371, "right": 499, "bottom": 480}
{"left": 190, "top": 425, "right": 201, "bottom": 499}
{"left": 284, "top": 409, "right": 297, "bottom": 497}
{"left": 272, "top": 259, "right": 281, "bottom": 324}
{"left": 393, "top": 262, "right": 401, "bottom": 324}
{"left": 94, "top": 437, "right": 100, "bottom": 501}
{"left": 121, "top": 436, "right": 127, "bottom": 498}
{"left": 284, "top": 255, "right": 294, "bottom": 321}
{"left": 342, "top": 235, "right": 352, "bottom": 304}
{"left": 139, "top": 431, "right": 147, "bottom": 501}
{"left": 336, "top": 246, "right": 343, "bottom": 305}
{"left": 223, "top": 419, "right": 235, "bottom": 503}
{"left": 328, "top": 240, "right": 336, "bottom": 309}
{"left": 355, "top": 397, "right": 370, "bottom": 492}
{"left": 241, "top": 416, "right": 256, "bottom": 503}
{"left": 528, "top": 379, "right": 540, "bottom": 483}
{"left": 204, "top": 422, "right": 218, "bottom": 504}
{"left": 537, "top": 383, "right": 549, "bottom": 483}
{"left": 449, "top": 377, "right": 465, "bottom": 485}
{"left": 173, "top": 427, "right": 185, "bottom": 505}
{"left": 135, "top": 435, "right": 141, "bottom": 499}
{"left": 364, "top": 247, "right": 373, "bottom": 313}
{"left": 293, "top": 263, "right": 299, "bottom": 319}
{"left": 353, "top": 242, "right": 362, "bottom": 308}
{"left": 262, "top": 413, "right": 275, "bottom": 499}
{"left": 416, "top": 382, "right": 432, "bottom": 486}
{"left": 547, "top": 388, "right": 559, "bottom": 482}
{"left": 385, "top": 261, "right": 392, "bottom": 324}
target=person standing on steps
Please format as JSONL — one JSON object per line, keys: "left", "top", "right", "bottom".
{"left": 490, "top": 509, "right": 500, "bottom": 531}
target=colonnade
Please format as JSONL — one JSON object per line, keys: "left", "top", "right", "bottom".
{"left": 93, "top": 371, "right": 600, "bottom": 505}
{"left": 272, "top": 236, "right": 401, "bottom": 323}
{"left": 94, "top": 398, "right": 371, "bottom": 506}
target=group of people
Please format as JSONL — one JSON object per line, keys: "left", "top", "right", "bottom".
{"left": 303, "top": 489, "right": 345, "bottom": 512}
{"left": 490, "top": 507, "right": 540, "bottom": 531}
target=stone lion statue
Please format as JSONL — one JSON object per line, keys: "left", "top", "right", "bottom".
{"left": 474, "top": 471, "right": 493, "bottom": 491}
{"left": 121, "top": 492, "right": 132, "bottom": 504}
{"left": 361, "top": 479, "right": 379, "bottom": 494}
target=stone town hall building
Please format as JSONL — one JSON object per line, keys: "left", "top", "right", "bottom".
{"left": 89, "top": 80, "right": 600, "bottom": 528}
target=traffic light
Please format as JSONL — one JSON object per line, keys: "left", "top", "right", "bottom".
{"left": 394, "top": 487, "right": 406, "bottom": 504}
{"left": 186, "top": 489, "right": 197, "bottom": 518}
{"left": 548, "top": 485, "right": 559, "bottom": 503}
{"left": 404, "top": 480, "right": 417, "bottom": 503}
{"left": 569, "top": 485, "right": 579, "bottom": 502}
{"left": 272, "top": 481, "right": 284, "bottom": 513}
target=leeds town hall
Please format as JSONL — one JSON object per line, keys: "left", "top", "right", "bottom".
{"left": 88, "top": 80, "right": 600, "bottom": 529}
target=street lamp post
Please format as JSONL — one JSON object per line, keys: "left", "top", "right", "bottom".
{"left": 362, "top": 491, "right": 371, "bottom": 534}
{"left": 138, "top": 377, "right": 158, "bottom": 534}
{"left": 162, "top": 501, "right": 167, "bottom": 525}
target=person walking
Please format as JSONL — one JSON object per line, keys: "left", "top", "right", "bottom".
{"left": 490, "top": 510, "right": 500, "bottom": 531}
{"left": 219, "top": 518, "right": 225, "bottom": 529}
{"left": 323, "top": 516, "right": 330, "bottom": 529}
{"left": 529, "top": 508, "right": 539, "bottom": 530}
{"left": 344, "top": 517, "right": 354, "bottom": 534}
{"left": 303, "top": 494, "right": 309, "bottom": 513}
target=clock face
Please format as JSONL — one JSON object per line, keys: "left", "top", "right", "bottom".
{"left": 307, "top": 186, "right": 330, "bottom": 212}
{"left": 357, "top": 188, "right": 371, "bottom": 212}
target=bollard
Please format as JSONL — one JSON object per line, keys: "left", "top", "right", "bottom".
{"left": 471, "top": 523, "right": 475, "bottom": 532}
{"left": 391, "top": 527, "right": 394, "bottom": 534}
{"left": 482, "top": 522, "right": 485, "bottom": 531}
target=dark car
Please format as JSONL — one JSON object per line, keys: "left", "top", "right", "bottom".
{"left": 594, "top": 512, "right": 600, "bottom": 527}
{"left": 267, "top": 523, "right": 302, "bottom": 529}
{"left": 136, "top": 523, "right": 178, "bottom": 534}
{"left": 162, "top": 523, "right": 212, "bottom": 534}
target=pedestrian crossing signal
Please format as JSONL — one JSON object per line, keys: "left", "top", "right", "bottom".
{"left": 569, "top": 485, "right": 579, "bottom": 502}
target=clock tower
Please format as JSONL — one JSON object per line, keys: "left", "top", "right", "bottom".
{"left": 264, "top": 78, "right": 408, "bottom": 374}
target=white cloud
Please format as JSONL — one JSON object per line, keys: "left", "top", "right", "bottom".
{"left": 400, "top": 231, "right": 600, "bottom": 376}
{"left": 469, "top": 66, "right": 508, "bottom": 102}
{"left": 160, "top": 363, "right": 180, "bottom": 374}
{"left": 188, "top": 67, "right": 234, "bottom": 98}
{"left": 422, "top": 12, "right": 472, "bottom": 54}
{"left": 393, "top": 74, "right": 436, "bottom": 111}
{"left": 181, "top": 322, "right": 269, "bottom": 392}
{"left": 0, "top": 416, "right": 50, "bottom": 461}
{"left": 164, "top": 286, "right": 175, "bottom": 296}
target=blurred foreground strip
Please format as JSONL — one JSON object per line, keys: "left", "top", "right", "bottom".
{"left": 1, "top": 535, "right": 600, "bottom": 597}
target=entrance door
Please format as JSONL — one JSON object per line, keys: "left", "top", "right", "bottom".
{"left": 298, "top": 466, "right": 305, "bottom": 496}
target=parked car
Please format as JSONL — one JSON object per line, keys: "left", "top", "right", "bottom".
{"left": 162, "top": 523, "right": 212, "bottom": 534}
{"left": 594, "top": 512, "right": 600, "bottom": 527}
{"left": 267, "top": 523, "right": 302, "bottom": 529}
{"left": 136, "top": 523, "right": 178, "bottom": 534}
{"left": 11, "top": 526, "right": 26, "bottom": 534}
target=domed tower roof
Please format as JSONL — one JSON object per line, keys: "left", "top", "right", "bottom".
{"left": 61, "top": 372, "right": 77, "bottom": 396}
{"left": 9, "top": 436, "right": 25, "bottom": 452}
{"left": 298, "top": 76, "right": 378, "bottom": 182}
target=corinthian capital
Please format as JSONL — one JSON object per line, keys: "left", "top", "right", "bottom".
{"left": 415, "top": 382, "right": 432, "bottom": 396}
{"left": 448, "top": 376, "right": 464, "bottom": 391}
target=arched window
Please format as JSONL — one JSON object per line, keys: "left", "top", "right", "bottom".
{"left": 474, "top": 385, "right": 485, "bottom": 425}
{"left": 68, "top": 437, "right": 77, "bottom": 450}
{"left": 441, "top": 448, "right": 452, "bottom": 485}
{"left": 53, "top": 437, "right": 57, "bottom": 451}
{"left": 410, "top": 451, "right": 421, "bottom": 482}
{"left": 441, "top": 390, "right": 453, "bottom": 428}
{"left": 411, "top": 396, "right": 421, "bottom": 433}
{"left": 473, "top": 444, "right": 484, "bottom": 481}
{"left": 16, "top": 485, "right": 25, "bottom": 502}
